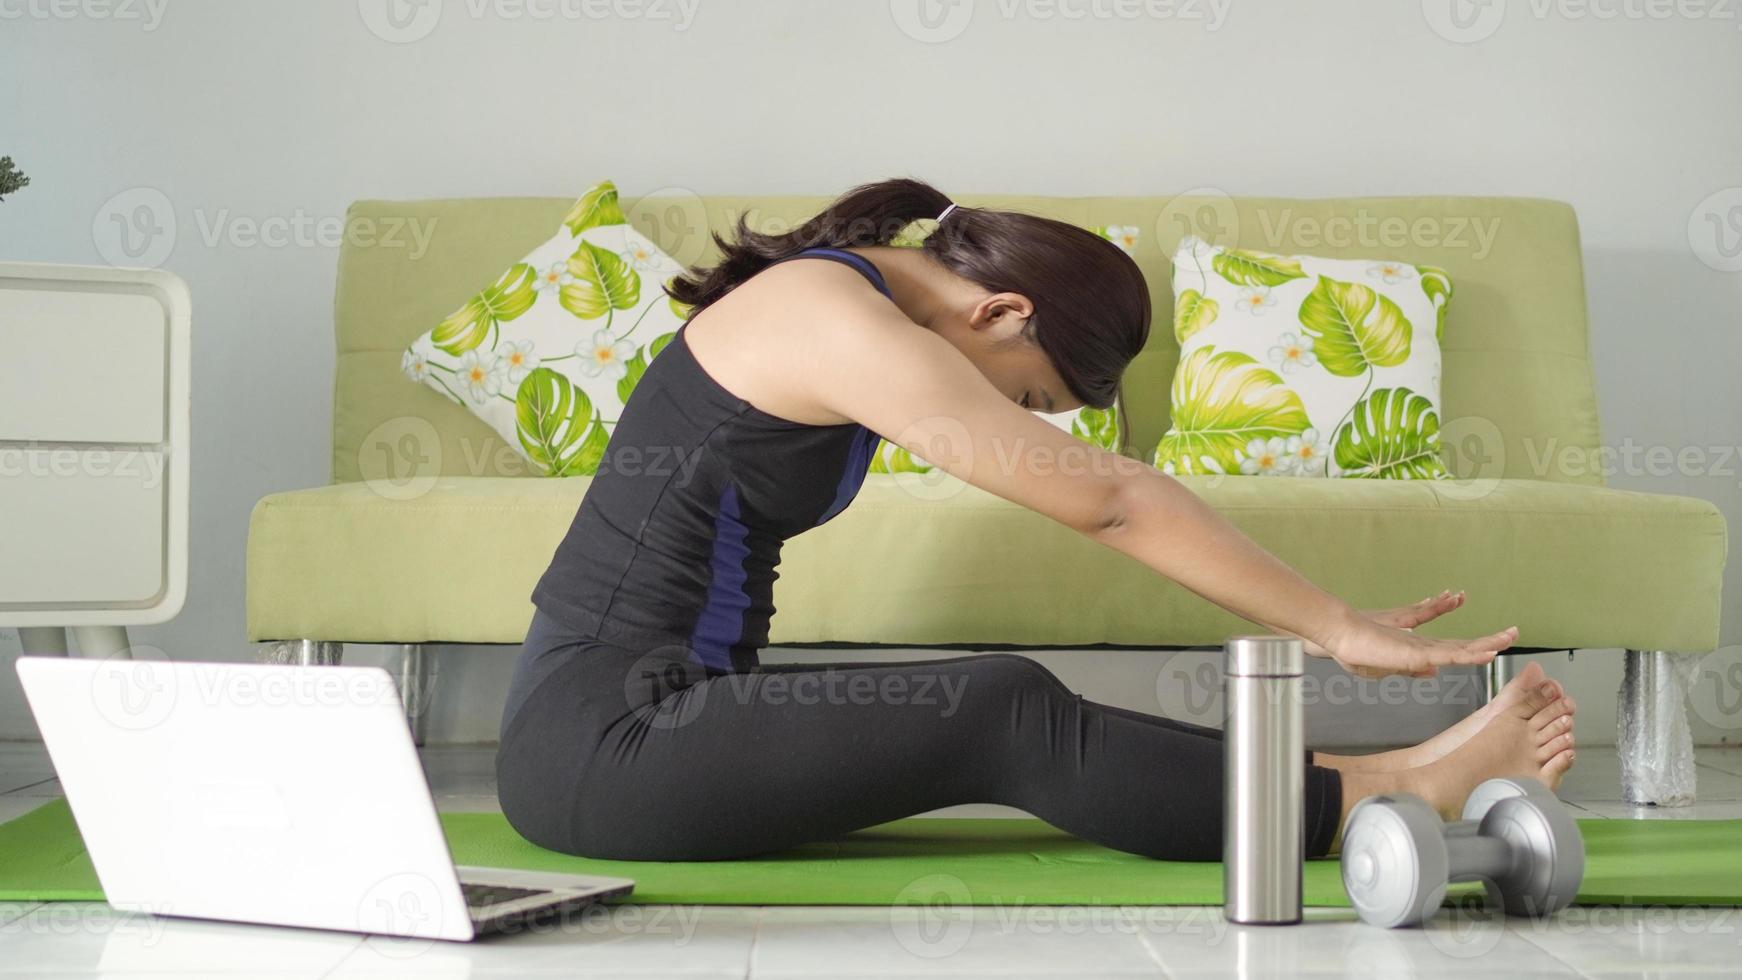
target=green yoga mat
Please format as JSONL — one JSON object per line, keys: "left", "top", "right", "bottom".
{"left": 2, "top": 798, "right": 1737, "bottom": 907}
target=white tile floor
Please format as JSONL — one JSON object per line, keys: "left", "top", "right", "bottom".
{"left": 2, "top": 741, "right": 1740, "bottom": 978}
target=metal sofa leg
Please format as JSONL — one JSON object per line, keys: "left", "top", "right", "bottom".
{"left": 1484, "top": 656, "right": 1518, "bottom": 701}
{"left": 395, "top": 643, "right": 434, "bottom": 747}
{"left": 72, "top": 626, "right": 132, "bottom": 659}
{"left": 259, "top": 639, "right": 343, "bottom": 666}
{"left": 1618, "top": 649, "right": 1701, "bottom": 807}
{"left": 17, "top": 626, "right": 69, "bottom": 656}
{"left": 254, "top": 642, "right": 429, "bottom": 744}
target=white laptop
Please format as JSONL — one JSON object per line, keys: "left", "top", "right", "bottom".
{"left": 15, "top": 656, "right": 634, "bottom": 941}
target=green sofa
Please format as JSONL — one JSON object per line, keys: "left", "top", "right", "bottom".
{"left": 246, "top": 194, "right": 1727, "bottom": 798}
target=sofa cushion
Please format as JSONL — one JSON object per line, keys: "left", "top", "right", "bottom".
{"left": 402, "top": 181, "right": 690, "bottom": 477}
{"left": 1155, "top": 236, "right": 1452, "bottom": 480}
{"left": 247, "top": 475, "right": 1725, "bottom": 652}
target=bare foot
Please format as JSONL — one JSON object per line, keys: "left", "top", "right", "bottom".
{"left": 1403, "top": 662, "right": 1568, "bottom": 768}
{"left": 1322, "top": 662, "right": 1567, "bottom": 773}
{"left": 1404, "top": 665, "right": 1578, "bottom": 819}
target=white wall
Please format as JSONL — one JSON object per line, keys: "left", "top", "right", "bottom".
{"left": 2, "top": 0, "right": 1739, "bottom": 747}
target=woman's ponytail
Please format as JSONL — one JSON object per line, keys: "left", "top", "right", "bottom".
{"left": 667, "top": 178, "right": 951, "bottom": 312}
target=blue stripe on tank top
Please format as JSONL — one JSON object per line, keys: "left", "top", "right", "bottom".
{"left": 784, "top": 248, "right": 894, "bottom": 300}
{"left": 818, "top": 426, "right": 880, "bottom": 525}
{"left": 689, "top": 482, "right": 753, "bottom": 671}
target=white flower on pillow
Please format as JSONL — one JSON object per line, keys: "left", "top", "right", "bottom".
{"left": 534, "top": 261, "right": 572, "bottom": 295}
{"left": 1100, "top": 225, "right": 1141, "bottom": 254}
{"left": 1235, "top": 286, "right": 1277, "bottom": 315}
{"left": 1367, "top": 260, "right": 1415, "bottom": 285}
{"left": 400, "top": 349, "right": 432, "bottom": 384}
{"left": 578, "top": 329, "right": 636, "bottom": 380}
{"left": 1287, "top": 428, "right": 1330, "bottom": 475}
{"left": 455, "top": 349, "right": 506, "bottom": 403}
{"left": 498, "top": 339, "right": 538, "bottom": 384}
{"left": 619, "top": 240, "right": 665, "bottom": 272}
{"left": 1239, "top": 437, "right": 1293, "bottom": 476}
{"left": 1267, "top": 332, "right": 1317, "bottom": 374}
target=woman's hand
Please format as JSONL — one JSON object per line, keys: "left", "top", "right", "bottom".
{"left": 1317, "top": 602, "right": 1518, "bottom": 678}
{"left": 1297, "top": 590, "right": 1468, "bottom": 658}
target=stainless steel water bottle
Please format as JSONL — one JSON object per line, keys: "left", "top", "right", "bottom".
{"left": 1223, "top": 635, "right": 1305, "bottom": 925}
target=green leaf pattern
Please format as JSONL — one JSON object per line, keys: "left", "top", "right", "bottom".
{"left": 1154, "top": 347, "right": 1311, "bottom": 475}
{"left": 561, "top": 241, "right": 641, "bottom": 320}
{"left": 1297, "top": 276, "right": 1413, "bottom": 377}
{"left": 615, "top": 347, "right": 649, "bottom": 404}
{"left": 1418, "top": 265, "right": 1452, "bottom": 344}
{"left": 430, "top": 263, "right": 537, "bottom": 355}
{"left": 563, "top": 181, "right": 627, "bottom": 235}
{"left": 515, "top": 368, "right": 607, "bottom": 477}
{"left": 1173, "top": 288, "right": 1219, "bottom": 344}
{"left": 868, "top": 439, "right": 933, "bottom": 473}
{"left": 666, "top": 281, "right": 694, "bottom": 321}
{"left": 1070, "top": 405, "right": 1120, "bottom": 452}
{"left": 1333, "top": 387, "right": 1449, "bottom": 480}
{"left": 403, "top": 179, "right": 690, "bottom": 477}
{"left": 1211, "top": 248, "right": 1307, "bottom": 288}
{"left": 1156, "top": 242, "right": 1453, "bottom": 480}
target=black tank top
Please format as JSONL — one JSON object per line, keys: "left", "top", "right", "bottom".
{"left": 529, "top": 248, "right": 891, "bottom": 673}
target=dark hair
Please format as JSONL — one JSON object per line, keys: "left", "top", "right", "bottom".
{"left": 666, "top": 178, "right": 1151, "bottom": 410}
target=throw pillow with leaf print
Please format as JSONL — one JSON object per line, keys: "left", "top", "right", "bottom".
{"left": 869, "top": 221, "right": 1141, "bottom": 475}
{"left": 402, "top": 181, "right": 691, "bottom": 476}
{"left": 1155, "top": 236, "right": 1453, "bottom": 480}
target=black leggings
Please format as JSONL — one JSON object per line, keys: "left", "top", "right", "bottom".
{"left": 496, "top": 611, "right": 1343, "bottom": 862}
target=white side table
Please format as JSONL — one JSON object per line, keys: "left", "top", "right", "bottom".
{"left": 1, "top": 263, "right": 191, "bottom": 658}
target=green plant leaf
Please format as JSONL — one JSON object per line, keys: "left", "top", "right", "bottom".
{"left": 616, "top": 346, "right": 649, "bottom": 403}
{"left": 869, "top": 440, "right": 891, "bottom": 474}
{"left": 563, "top": 181, "right": 626, "bottom": 235}
{"left": 1297, "top": 275, "right": 1413, "bottom": 377}
{"left": 515, "top": 367, "right": 595, "bottom": 477}
{"left": 1418, "top": 264, "right": 1453, "bottom": 344}
{"left": 1154, "top": 346, "right": 1310, "bottom": 475}
{"left": 0, "top": 156, "right": 29, "bottom": 202}
{"left": 889, "top": 222, "right": 932, "bottom": 249}
{"left": 1173, "top": 289, "right": 1220, "bottom": 344}
{"left": 430, "top": 263, "right": 537, "bottom": 355}
{"left": 1332, "top": 387, "right": 1448, "bottom": 480}
{"left": 666, "top": 283, "right": 694, "bottom": 321}
{"left": 1211, "top": 248, "right": 1306, "bottom": 288}
{"left": 1070, "top": 405, "right": 1120, "bottom": 451}
{"left": 888, "top": 444, "right": 932, "bottom": 473}
{"left": 572, "top": 413, "right": 611, "bottom": 476}
{"left": 561, "top": 242, "right": 641, "bottom": 319}
{"left": 649, "top": 331, "right": 677, "bottom": 359}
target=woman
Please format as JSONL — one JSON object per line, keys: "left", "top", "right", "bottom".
{"left": 496, "top": 178, "right": 1577, "bottom": 862}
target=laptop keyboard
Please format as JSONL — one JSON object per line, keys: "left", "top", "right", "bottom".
{"left": 462, "top": 882, "right": 548, "bottom": 909}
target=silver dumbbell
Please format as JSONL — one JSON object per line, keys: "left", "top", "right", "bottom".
{"left": 1340, "top": 776, "right": 1584, "bottom": 928}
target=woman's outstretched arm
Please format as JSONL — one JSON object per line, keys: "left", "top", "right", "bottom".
{"left": 804, "top": 298, "right": 1515, "bottom": 678}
